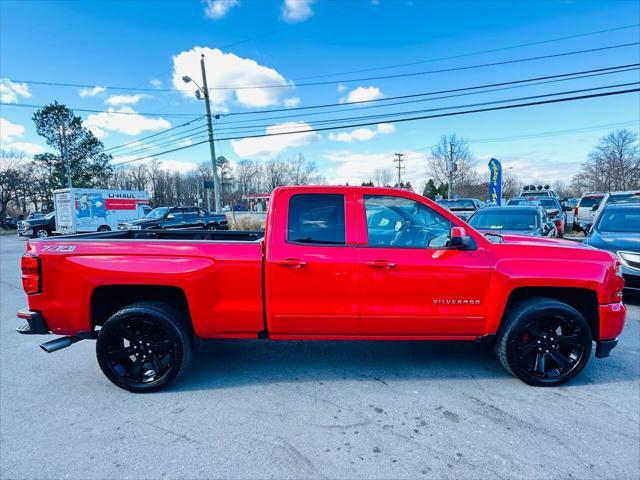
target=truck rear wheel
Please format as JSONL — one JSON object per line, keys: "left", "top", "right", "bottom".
{"left": 96, "top": 302, "right": 193, "bottom": 393}
{"left": 495, "top": 297, "right": 592, "bottom": 386}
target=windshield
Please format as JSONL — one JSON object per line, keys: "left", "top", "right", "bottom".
{"left": 597, "top": 208, "right": 640, "bottom": 233}
{"left": 608, "top": 192, "right": 640, "bottom": 204}
{"left": 145, "top": 207, "right": 168, "bottom": 219}
{"left": 578, "top": 196, "right": 602, "bottom": 208}
{"left": 437, "top": 199, "right": 475, "bottom": 210}
{"left": 507, "top": 198, "right": 539, "bottom": 206}
{"left": 44, "top": 212, "right": 55, "bottom": 220}
{"left": 469, "top": 210, "right": 539, "bottom": 230}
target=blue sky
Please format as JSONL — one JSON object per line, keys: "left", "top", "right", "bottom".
{"left": 1, "top": 0, "right": 639, "bottom": 189}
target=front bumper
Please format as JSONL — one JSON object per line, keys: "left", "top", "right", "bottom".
{"left": 16, "top": 309, "right": 49, "bottom": 335}
{"left": 598, "top": 301, "right": 626, "bottom": 341}
{"left": 621, "top": 267, "right": 640, "bottom": 295}
{"left": 17, "top": 229, "right": 33, "bottom": 237}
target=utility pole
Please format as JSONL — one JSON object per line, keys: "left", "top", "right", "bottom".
{"left": 60, "top": 123, "right": 72, "bottom": 188}
{"left": 447, "top": 141, "right": 455, "bottom": 200}
{"left": 200, "top": 55, "right": 222, "bottom": 213}
{"left": 393, "top": 153, "right": 405, "bottom": 187}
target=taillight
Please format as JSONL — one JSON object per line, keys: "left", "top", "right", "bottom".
{"left": 574, "top": 207, "right": 578, "bottom": 216}
{"left": 21, "top": 255, "right": 41, "bottom": 295}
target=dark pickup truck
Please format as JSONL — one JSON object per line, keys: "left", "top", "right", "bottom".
{"left": 118, "top": 206, "right": 228, "bottom": 231}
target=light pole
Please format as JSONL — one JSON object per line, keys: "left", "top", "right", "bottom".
{"left": 182, "top": 54, "right": 222, "bottom": 213}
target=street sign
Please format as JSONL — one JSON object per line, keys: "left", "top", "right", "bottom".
{"left": 203, "top": 180, "right": 215, "bottom": 189}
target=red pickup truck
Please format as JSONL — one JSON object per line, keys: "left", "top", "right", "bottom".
{"left": 17, "top": 186, "right": 626, "bottom": 392}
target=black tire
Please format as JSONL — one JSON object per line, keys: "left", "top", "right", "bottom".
{"left": 495, "top": 297, "right": 592, "bottom": 386}
{"left": 33, "top": 227, "right": 50, "bottom": 238}
{"left": 207, "top": 224, "right": 218, "bottom": 231}
{"left": 96, "top": 302, "right": 193, "bottom": 393}
{"left": 97, "top": 225, "right": 111, "bottom": 232}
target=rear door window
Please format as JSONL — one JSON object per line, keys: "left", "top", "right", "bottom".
{"left": 579, "top": 197, "right": 601, "bottom": 208}
{"left": 288, "top": 194, "right": 345, "bottom": 245}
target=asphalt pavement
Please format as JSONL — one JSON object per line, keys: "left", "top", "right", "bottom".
{"left": 1, "top": 235, "right": 638, "bottom": 479}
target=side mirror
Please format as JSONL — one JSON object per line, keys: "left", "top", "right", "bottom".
{"left": 449, "top": 226, "right": 475, "bottom": 250}
{"left": 166, "top": 213, "right": 175, "bottom": 219}
{"left": 592, "top": 204, "right": 599, "bottom": 211}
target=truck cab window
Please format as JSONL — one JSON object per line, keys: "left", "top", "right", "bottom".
{"left": 364, "top": 195, "right": 451, "bottom": 248}
{"left": 288, "top": 194, "right": 345, "bottom": 245}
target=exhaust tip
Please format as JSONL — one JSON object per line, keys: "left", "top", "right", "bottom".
{"left": 40, "top": 336, "right": 79, "bottom": 353}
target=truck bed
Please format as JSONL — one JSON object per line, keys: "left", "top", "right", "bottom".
{"left": 49, "top": 229, "right": 264, "bottom": 242}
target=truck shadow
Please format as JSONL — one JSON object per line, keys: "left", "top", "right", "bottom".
{"left": 170, "top": 339, "right": 627, "bottom": 392}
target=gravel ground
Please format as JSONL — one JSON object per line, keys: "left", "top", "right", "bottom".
{"left": 1, "top": 235, "right": 638, "bottom": 479}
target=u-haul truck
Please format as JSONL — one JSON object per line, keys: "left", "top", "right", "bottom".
{"left": 53, "top": 188, "right": 150, "bottom": 234}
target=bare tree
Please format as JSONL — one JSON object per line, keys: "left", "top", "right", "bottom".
{"left": 373, "top": 168, "right": 393, "bottom": 187}
{"left": 263, "top": 159, "right": 290, "bottom": 191}
{"left": 0, "top": 150, "right": 28, "bottom": 227}
{"left": 288, "top": 154, "right": 320, "bottom": 185}
{"left": 572, "top": 129, "right": 640, "bottom": 193}
{"left": 427, "top": 134, "right": 476, "bottom": 196}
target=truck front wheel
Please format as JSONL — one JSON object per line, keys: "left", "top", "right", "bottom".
{"left": 495, "top": 297, "right": 592, "bottom": 386}
{"left": 96, "top": 302, "right": 193, "bottom": 392}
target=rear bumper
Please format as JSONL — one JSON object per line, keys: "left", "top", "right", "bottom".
{"left": 16, "top": 309, "right": 49, "bottom": 335}
{"left": 598, "top": 302, "right": 626, "bottom": 341}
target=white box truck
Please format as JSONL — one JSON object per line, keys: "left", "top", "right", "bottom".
{"left": 53, "top": 188, "right": 150, "bottom": 234}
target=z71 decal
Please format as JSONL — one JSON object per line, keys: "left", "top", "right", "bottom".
{"left": 41, "top": 245, "right": 76, "bottom": 253}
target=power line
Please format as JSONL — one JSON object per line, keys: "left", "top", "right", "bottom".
{"left": 111, "top": 140, "right": 210, "bottom": 167}
{"left": 110, "top": 130, "right": 210, "bottom": 159}
{"left": 5, "top": 42, "right": 638, "bottom": 93}
{"left": 111, "top": 87, "right": 639, "bottom": 167}
{"left": 222, "top": 64, "right": 639, "bottom": 118}
{"left": 102, "top": 116, "right": 206, "bottom": 152}
{"left": 211, "top": 82, "right": 640, "bottom": 135}
{"left": 215, "top": 88, "right": 639, "bottom": 141}
{"left": 218, "top": 67, "right": 638, "bottom": 131}
{"left": 200, "top": 42, "right": 640, "bottom": 90}
{"left": 0, "top": 102, "right": 201, "bottom": 118}
{"left": 294, "top": 23, "right": 640, "bottom": 80}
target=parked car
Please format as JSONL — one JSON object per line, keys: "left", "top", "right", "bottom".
{"left": 506, "top": 197, "right": 570, "bottom": 237}
{"left": 562, "top": 198, "right": 579, "bottom": 231}
{"left": 17, "top": 186, "right": 626, "bottom": 392}
{"left": 435, "top": 198, "right": 482, "bottom": 221}
{"left": 584, "top": 203, "right": 640, "bottom": 296}
{"left": 592, "top": 190, "right": 640, "bottom": 219}
{"left": 4, "top": 216, "right": 18, "bottom": 229}
{"left": 118, "top": 206, "right": 228, "bottom": 231}
{"left": 17, "top": 211, "right": 56, "bottom": 238}
{"left": 574, "top": 193, "right": 604, "bottom": 232}
{"left": 467, "top": 206, "right": 557, "bottom": 237}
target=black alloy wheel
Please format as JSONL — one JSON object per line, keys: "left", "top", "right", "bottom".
{"left": 496, "top": 298, "right": 592, "bottom": 386}
{"left": 96, "top": 302, "right": 192, "bottom": 392}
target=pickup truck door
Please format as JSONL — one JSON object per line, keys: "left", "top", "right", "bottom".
{"left": 163, "top": 208, "right": 186, "bottom": 229}
{"left": 356, "top": 193, "right": 491, "bottom": 336}
{"left": 265, "top": 190, "right": 360, "bottom": 335}
{"left": 182, "top": 208, "right": 204, "bottom": 229}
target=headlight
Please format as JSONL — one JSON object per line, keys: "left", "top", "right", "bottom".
{"left": 618, "top": 251, "right": 640, "bottom": 271}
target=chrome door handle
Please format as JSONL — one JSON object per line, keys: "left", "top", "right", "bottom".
{"left": 275, "top": 258, "right": 306, "bottom": 268}
{"left": 365, "top": 260, "right": 396, "bottom": 269}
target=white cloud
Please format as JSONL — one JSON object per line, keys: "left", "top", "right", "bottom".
{"left": 336, "top": 83, "right": 347, "bottom": 93}
{"left": 177, "top": 139, "right": 193, "bottom": 147}
{"left": 150, "top": 79, "right": 162, "bottom": 88}
{"left": 106, "top": 94, "right": 150, "bottom": 106}
{"left": 323, "top": 149, "right": 427, "bottom": 187}
{"left": 0, "top": 117, "right": 46, "bottom": 154}
{"left": 0, "top": 117, "right": 25, "bottom": 141}
{"left": 231, "top": 121, "right": 319, "bottom": 159}
{"left": 342, "top": 86, "right": 383, "bottom": 103}
{"left": 157, "top": 159, "right": 199, "bottom": 173}
{"left": 283, "top": 96, "right": 301, "bottom": 107}
{"left": 328, "top": 123, "right": 395, "bottom": 143}
{"left": 203, "top": 0, "right": 239, "bottom": 19}
{"left": 0, "top": 79, "right": 31, "bottom": 103}
{"left": 85, "top": 107, "right": 171, "bottom": 136}
{"left": 172, "top": 46, "right": 293, "bottom": 109}
{"left": 281, "top": 0, "right": 314, "bottom": 23}
{"left": 79, "top": 86, "right": 106, "bottom": 97}
{"left": 4, "top": 141, "right": 46, "bottom": 155}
